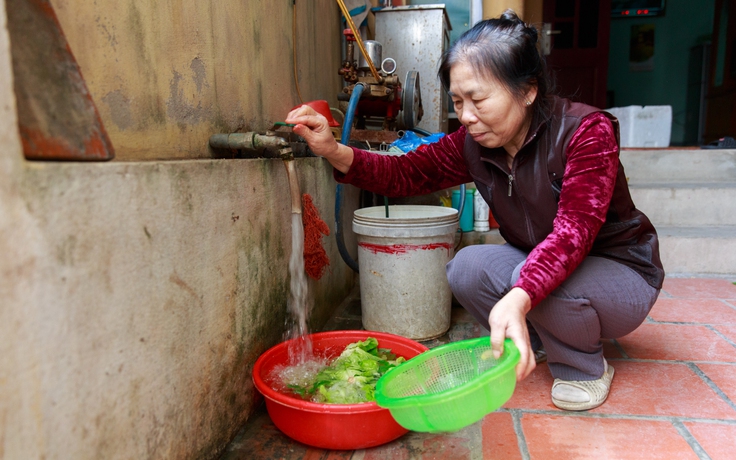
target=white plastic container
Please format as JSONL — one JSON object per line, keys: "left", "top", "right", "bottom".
{"left": 606, "top": 105, "right": 672, "bottom": 148}
{"left": 473, "top": 189, "right": 490, "bottom": 232}
{"left": 353, "top": 205, "right": 458, "bottom": 340}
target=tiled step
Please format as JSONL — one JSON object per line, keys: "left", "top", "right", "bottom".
{"left": 656, "top": 226, "right": 736, "bottom": 275}
{"left": 621, "top": 148, "right": 736, "bottom": 276}
{"left": 620, "top": 149, "right": 736, "bottom": 184}
{"left": 629, "top": 182, "right": 736, "bottom": 226}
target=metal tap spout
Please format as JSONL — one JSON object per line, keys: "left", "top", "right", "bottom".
{"left": 209, "top": 132, "right": 293, "bottom": 160}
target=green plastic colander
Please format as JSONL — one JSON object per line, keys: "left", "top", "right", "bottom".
{"left": 375, "top": 337, "right": 520, "bottom": 433}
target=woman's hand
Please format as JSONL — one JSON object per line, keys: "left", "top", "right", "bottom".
{"left": 285, "top": 105, "right": 354, "bottom": 174}
{"left": 489, "top": 287, "right": 535, "bottom": 381}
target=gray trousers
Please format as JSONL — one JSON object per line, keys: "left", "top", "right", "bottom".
{"left": 446, "top": 244, "right": 660, "bottom": 381}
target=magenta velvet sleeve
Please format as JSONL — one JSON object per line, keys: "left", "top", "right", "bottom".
{"left": 333, "top": 127, "right": 473, "bottom": 197}
{"left": 513, "top": 113, "right": 620, "bottom": 307}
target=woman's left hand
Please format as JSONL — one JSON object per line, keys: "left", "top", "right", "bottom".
{"left": 488, "top": 287, "right": 535, "bottom": 381}
{"left": 284, "top": 106, "right": 354, "bottom": 174}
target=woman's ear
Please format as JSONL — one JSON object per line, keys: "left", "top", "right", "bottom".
{"left": 524, "top": 83, "right": 539, "bottom": 105}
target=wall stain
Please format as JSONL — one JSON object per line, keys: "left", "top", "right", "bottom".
{"left": 101, "top": 90, "right": 133, "bottom": 130}
{"left": 255, "top": 80, "right": 263, "bottom": 125}
{"left": 126, "top": 2, "right": 165, "bottom": 127}
{"left": 167, "top": 69, "right": 211, "bottom": 124}
{"left": 190, "top": 57, "right": 208, "bottom": 94}
{"left": 167, "top": 167, "right": 195, "bottom": 214}
{"left": 233, "top": 214, "right": 289, "bottom": 361}
{"left": 56, "top": 235, "right": 78, "bottom": 266}
{"left": 94, "top": 15, "right": 117, "bottom": 52}
{"left": 169, "top": 272, "right": 203, "bottom": 308}
{"left": 252, "top": 16, "right": 261, "bottom": 50}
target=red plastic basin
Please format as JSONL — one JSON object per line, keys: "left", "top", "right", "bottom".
{"left": 252, "top": 330, "right": 429, "bottom": 450}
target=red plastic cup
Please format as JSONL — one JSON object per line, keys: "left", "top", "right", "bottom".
{"left": 292, "top": 100, "right": 340, "bottom": 127}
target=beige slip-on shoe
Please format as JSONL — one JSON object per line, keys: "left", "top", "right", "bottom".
{"left": 551, "top": 360, "right": 614, "bottom": 411}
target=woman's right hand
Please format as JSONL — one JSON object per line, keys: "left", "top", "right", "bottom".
{"left": 285, "top": 106, "right": 354, "bottom": 173}
{"left": 488, "top": 287, "right": 536, "bottom": 381}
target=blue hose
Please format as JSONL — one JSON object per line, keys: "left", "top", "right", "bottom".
{"left": 341, "top": 83, "right": 364, "bottom": 146}
{"left": 335, "top": 83, "right": 365, "bottom": 273}
{"left": 409, "top": 127, "right": 433, "bottom": 137}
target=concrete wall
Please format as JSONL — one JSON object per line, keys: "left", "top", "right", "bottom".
{"left": 0, "top": 0, "right": 357, "bottom": 459}
{"left": 51, "top": 0, "right": 343, "bottom": 161}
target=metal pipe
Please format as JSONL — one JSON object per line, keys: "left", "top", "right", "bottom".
{"left": 209, "top": 132, "right": 289, "bottom": 151}
{"left": 209, "top": 132, "right": 293, "bottom": 160}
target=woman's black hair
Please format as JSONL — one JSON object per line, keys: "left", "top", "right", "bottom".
{"left": 438, "top": 10, "right": 552, "bottom": 122}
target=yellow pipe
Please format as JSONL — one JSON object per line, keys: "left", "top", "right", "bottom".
{"left": 335, "top": 0, "right": 383, "bottom": 83}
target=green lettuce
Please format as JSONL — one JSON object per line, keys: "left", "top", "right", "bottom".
{"left": 286, "top": 337, "right": 405, "bottom": 404}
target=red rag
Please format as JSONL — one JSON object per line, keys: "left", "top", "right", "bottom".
{"left": 301, "top": 193, "right": 330, "bottom": 280}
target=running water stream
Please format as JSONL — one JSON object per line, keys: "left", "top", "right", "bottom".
{"left": 286, "top": 212, "right": 312, "bottom": 362}
{"left": 283, "top": 159, "right": 313, "bottom": 364}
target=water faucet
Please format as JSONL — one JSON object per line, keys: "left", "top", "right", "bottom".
{"left": 209, "top": 131, "right": 293, "bottom": 160}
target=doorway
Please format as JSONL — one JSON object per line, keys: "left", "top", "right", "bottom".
{"left": 542, "top": 0, "right": 612, "bottom": 109}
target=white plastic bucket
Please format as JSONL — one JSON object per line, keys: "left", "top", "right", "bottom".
{"left": 352, "top": 205, "right": 459, "bottom": 340}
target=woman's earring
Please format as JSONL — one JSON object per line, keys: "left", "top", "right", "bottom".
{"left": 526, "top": 100, "right": 532, "bottom": 106}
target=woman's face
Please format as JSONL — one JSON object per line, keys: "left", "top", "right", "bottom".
{"left": 449, "top": 60, "right": 536, "bottom": 155}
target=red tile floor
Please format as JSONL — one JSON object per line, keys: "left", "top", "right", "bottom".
{"left": 221, "top": 277, "right": 736, "bottom": 460}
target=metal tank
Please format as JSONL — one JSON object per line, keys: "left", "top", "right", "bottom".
{"left": 358, "top": 40, "right": 383, "bottom": 72}
{"left": 374, "top": 5, "right": 452, "bottom": 134}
